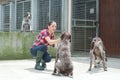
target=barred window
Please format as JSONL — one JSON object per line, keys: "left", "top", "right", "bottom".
{"left": 38, "top": 0, "right": 61, "bottom": 31}
{"left": 3, "top": 4, "right": 10, "bottom": 31}
{"left": 16, "top": 1, "right": 31, "bottom": 30}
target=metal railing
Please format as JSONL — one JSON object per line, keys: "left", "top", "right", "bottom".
{"left": 72, "top": 19, "right": 96, "bottom": 27}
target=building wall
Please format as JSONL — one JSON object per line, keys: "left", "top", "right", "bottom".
{"left": 0, "top": 0, "right": 71, "bottom": 60}
{"left": 0, "top": 0, "right": 70, "bottom": 32}
{"left": 99, "top": 0, "right": 120, "bottom": 57}
{"left": 0, "top": 32, "right": 60, "bottom": 60}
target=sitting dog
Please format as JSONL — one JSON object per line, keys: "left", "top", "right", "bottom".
{"left": 21, "top": 12, "right": 31, "bottom": 32}
{"left": 88, "top": 37, "right": 107, "bottom": 71}
{"left": 52, "top": 32, "right": 73, "bottom": 77}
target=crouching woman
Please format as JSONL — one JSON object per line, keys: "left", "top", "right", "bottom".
{"left": 30, "top": 21, "right": 61, "bottom": 70}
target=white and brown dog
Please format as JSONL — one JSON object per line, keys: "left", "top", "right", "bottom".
{"left": 88, "top": 37, "right": 107, "bottom": 71}
{"left": 21, "top": 12, "right": 31, "bottom": 32}
{"left": 52, "top": 32, "right": 73, "bottom": 77}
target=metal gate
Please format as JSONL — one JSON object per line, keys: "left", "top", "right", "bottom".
{"left": 16, "top": 1, "right": 31, "bottom": 30}
{"left": 38, "top": 0, "right": 61, "bottom": 31}
{"left": 72, "top": 0, "right": 98, "bottom": 51}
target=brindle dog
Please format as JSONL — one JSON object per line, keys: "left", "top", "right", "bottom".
{"left": 52, "top": 32, "right": 73, "bottom": 77}
{"left": 88, "top": 37, "right": 107, "bottom": 71}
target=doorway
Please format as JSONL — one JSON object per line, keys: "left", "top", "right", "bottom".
{"left": 72, "top": 0, "right": 99, "bottom": 51}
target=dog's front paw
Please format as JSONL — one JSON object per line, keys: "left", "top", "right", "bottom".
{"left": 94, "top": 65, "right": 97, "bottom": 68}
{"left": 56, "top": 73, "right": 62, "bottom": 76}
{"left": 69, "top": 75, "right": 73, "bottom": 78}
{"left": 52, "top": 72, "right": 56, "bottom": 75}
{"left": 88, "top": 68, "right": 91, "bottom": 71}
{"left": 104, "top": 67, "right": 107, "bottom": 71}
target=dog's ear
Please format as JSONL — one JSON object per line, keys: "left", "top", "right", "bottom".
{"left": 90, "top": 37, "right": 96, "bottom": 50}
{"left": 90, "top": 42, "right": 94, "bottom": 50}
{"left": 69, "top": 34, "right": 71, "bottom": 42}
{"left": 60, "top": 32, "right": 65, "bottom": 40}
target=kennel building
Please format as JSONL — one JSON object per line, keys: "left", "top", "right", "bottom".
{"left": 0, "top": 0, "right": 120, "bottom": 57}
{"left": 72, "top": 0, "right": 120, "bottom": 57}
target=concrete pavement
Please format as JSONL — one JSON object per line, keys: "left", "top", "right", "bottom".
{"left": 0, "top": 57, "right": 120, "bottom": 80}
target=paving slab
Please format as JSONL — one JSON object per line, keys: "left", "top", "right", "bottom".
{"left": 0, "top": 57, "right": 120, "bottom": 80}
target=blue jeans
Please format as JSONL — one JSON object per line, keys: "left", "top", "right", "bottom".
{"left": 30, "top": 44, "right": 51, "bottom": 62}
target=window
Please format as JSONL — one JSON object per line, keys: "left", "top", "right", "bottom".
{"left": 38, "top": 0, "right": 61, "bottom": 31}
{"left": 3, "top": 4, "right": 10, "bottom": 31}
{"left": 16, "top": 1, "right": 31, "bottom": 30}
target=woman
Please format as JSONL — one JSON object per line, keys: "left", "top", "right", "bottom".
{"left": 30, "top": 21, "right": 61, "bottom": 70}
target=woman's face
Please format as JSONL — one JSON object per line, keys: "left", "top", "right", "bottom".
{"left": 48, "top": 22, "right": 57, "bottom": 33}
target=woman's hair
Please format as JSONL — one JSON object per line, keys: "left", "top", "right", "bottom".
{"left": 45, "top": 21, "right": 56, "bottom": 29}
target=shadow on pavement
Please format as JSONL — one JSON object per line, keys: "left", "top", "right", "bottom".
{"left": 25, "top": 68, "right": 53, "bottom": 74}
{"left": 72, "top": 57, "right": 120, "bottom": 69}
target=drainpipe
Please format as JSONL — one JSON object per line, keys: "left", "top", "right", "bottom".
{"left": 96, "top": 0, "right": 99, "bottom": 37}
{"left": 61, "top": 0, "right": 72, "bottom": 33}
{"left": 10, "top": 2, "right": 13, "bottom": 32}
{"left": 31, "top": 0, "right": 38, "bottom": 31}
{"left": 67, "top": 0, "right": 72, "bottom": 33}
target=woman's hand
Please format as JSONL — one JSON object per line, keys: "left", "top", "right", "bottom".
{"left": 45, "top": 36, "right": 61, "bottom": 45}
